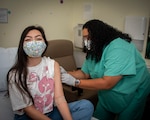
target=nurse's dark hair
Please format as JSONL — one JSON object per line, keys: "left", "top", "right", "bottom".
{"left": 7, "top": 25, "right": 48, "bottom": 104}
{"left": 83, "top": 19, "right": 132, "bottom": 62}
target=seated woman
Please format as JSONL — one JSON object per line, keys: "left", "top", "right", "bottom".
{"left": 7, "top": 25, "right": 94, "bottom": 120}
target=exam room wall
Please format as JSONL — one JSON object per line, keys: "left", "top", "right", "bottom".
{"left": 0, "top": 0, "right": 150, "bottom": 49}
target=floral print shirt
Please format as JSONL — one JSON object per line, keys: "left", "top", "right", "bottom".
{"left": 9, "top": 57, "right": 55, "bottom": 115}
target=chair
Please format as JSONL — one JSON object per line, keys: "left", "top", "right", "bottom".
{"left": 44, "top": 39, "right": 98, "bottom": 108}
{"left": 44, "top": 39, "right": 76, "bottom": 71}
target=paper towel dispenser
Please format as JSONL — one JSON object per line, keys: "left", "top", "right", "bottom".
{"left": 74, "top": 24, "right": 83, "bottom": 48}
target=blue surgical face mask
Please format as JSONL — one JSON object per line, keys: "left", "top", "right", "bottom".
{"left": 84, "top": 39, "right": 91, "bottom": 50}
{"left": 23, "top": 40, "right": 46, "bottom": 57}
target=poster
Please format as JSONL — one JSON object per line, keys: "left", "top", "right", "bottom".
{"left": 0, "top": 8, "right": 8, "bottom": 23}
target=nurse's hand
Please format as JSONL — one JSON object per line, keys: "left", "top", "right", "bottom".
{"left": 60, "top": 66, "right": 76, "bottom": 86}
{"left": 60, "top": 66, "right": 67, "bottom": 74}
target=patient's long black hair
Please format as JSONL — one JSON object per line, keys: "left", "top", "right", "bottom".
{"left": 83, "top": 19, "right": 132, "bottom": 63}
{"left": 7, "top": 25, "right": 48, "bottom": 104}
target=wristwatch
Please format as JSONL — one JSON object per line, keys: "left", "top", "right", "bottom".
{"left": 75, "top": 79, "right": 80, "bottom": 87}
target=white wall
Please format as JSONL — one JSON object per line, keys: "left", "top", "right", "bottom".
{"left": 0, "top": 0, "right": 150, "bottom": 64}
{"left": 0, "top": 0, "right": 74, "bottom": 47}
{"left": 0, "top": 0, "right": 150, "bottom": 47}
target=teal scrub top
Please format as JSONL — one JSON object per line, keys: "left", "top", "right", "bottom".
{"left": 81, "top": 38, "right": 150, "bottom": 113}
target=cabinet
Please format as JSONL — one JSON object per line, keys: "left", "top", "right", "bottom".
{"left": 144, "top": 17, "right": 150, "bottom": 71}
{"left": 145, "top": 20, "right": 150, "bottom": 59}
{"left": 124, "top": 16, "right": 147, "bottom": 52}
{"left": 124, "top": 16, "right": 150, "bottom": 68}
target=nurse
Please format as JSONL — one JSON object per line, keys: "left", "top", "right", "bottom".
{"left": 61, "top": 19, "right": 150, "bottom": 120}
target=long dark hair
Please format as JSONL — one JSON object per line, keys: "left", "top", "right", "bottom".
{"left": 7, "top": 25, "right": 48, "bottom": 103}
{"left": 83, "top": 19, "right": 132, "bottom": 62}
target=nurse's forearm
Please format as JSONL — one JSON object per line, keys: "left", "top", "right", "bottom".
{"left": 68, "top": 70, "right": 89, "bottom": 79}
{"left": 77, "top": 76, "right": 122, "bottom": 90}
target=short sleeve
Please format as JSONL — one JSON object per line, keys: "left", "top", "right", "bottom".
{"left": 8, "top": 72, "right": 32, "bottom": 113}
{"left": 104, "top": 47, "right": 136, "bottom": 76}
{"left": 81, "top": 59, "right": 89, "bottom": 74}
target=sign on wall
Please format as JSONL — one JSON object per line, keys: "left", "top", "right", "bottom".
{"left": 0, "top": 8, "right": 8, "bottom": 23}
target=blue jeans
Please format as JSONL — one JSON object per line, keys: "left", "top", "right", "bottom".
{"left": 14, "top": 99, "right": 94, "bottom": 120}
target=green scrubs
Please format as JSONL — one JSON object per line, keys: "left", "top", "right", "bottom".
{"left": 81, "top": 38, "right": 150, "bottom": 120}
